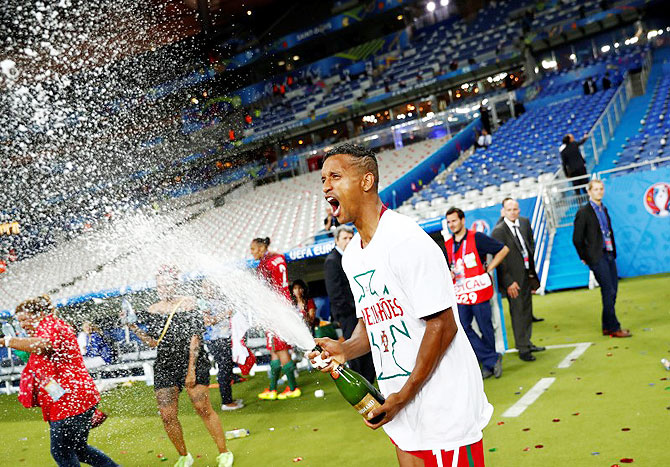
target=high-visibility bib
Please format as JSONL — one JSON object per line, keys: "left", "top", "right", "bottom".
{"left": 445, "top": 229, "right": 494, "bottom": 305}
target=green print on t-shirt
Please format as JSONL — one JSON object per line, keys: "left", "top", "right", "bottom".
{"left": 371, "top": 320, "right": 412, "bottom": 380}
{"left": 353, "top": 269, "right": 379, "bottom": 303}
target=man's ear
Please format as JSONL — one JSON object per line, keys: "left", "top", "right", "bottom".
{"left": 361, "top": 172, "right": 376, "bottom": 192}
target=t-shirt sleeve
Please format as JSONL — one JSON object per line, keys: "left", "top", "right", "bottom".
{"left": 474, "top": 232, "right": 504, "bottom": 255}
{"left": 390, "top": 226, "right": 457, "bottom": 319}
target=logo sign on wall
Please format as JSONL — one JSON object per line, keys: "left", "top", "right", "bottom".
{"left": 470, "top": 219, "right": 491, "bottom": 235}
{"left": 643, "top": 182, "right": 670, "bottom": 217}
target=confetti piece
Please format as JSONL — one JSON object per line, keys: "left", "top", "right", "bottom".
{"left": 552, "top": 418, "right": 560, "bottom": 422}
{"left": 649, "top": 383, "right": 655, "bottom": 386}
{"left": 572, "top": 412, "right": 580, "bottom": 416}
{"left": 196, "top": 454, "right": 202, "bottom": 459}
{"left": 269, "top": 428, "right": 275, "bottom": 431}
{"left": 120, "top": 451, "right": 127, "bottom": 455}
{"left": 497, "top": 421, "right": 505, "bottom": 425}
{"left": 660, "top": 377, "right": 667, "bottom": 381}
{"left": 665, "top": 387, "right": 670, "bottom": 391}
{"left": 157, "top": 454, "right": 164, "bottom": 458}
{"left": 596, "top": 392, "right": 603, "bottom": 395}
{"left": 591, "top": 452, "right": 600, "bottom": 455}
{"left": 488, "top": 448, "right": 497, "bottom": 452}
{"left": 621, "top": 428, "right": 630, "bottom": 431}
{"left": 606, "top": 353, "right": 613, "bottom": 357}
{"left": 160, "top": 459, "right": 168, "bottom": 463}
{"left": 523, "top": 447, "right": 530, "bottom": 452}
{"left": 292, "top": 457, "right": 303, "bottom": 462}
{"left": 522, "top": 428, "right": 530, "bottom": 431}
{"left": 313, "top": 428, "right": 319, "bottom": 432}
{"left": 535, "top": 445, "right": 544, "bottom": 449}
{"left": 514, "top": 391, "right": 521, "bottom": 395}
{"left": 620, "top": 458, "right": 634, "bottom": 463}
{"left": 576, "top": 377, "right": 581, "bottom": 381}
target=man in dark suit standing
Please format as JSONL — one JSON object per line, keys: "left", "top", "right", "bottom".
{"left": 560, "top": 133, "right": 589, "bottom": 193}
{"left": 573, "top": 179, "right": 632, "bottom": 338}
{"left": 324, "top": 225, "right": 375, "bottom": 383}
{"left": 492, "top": 198, "right": 545, "bottom": 361}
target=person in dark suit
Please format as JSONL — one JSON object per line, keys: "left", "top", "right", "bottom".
{"left": 324, "top": 225, "right": 375, "bottom": 383}
{"left": 560, "top": 133, "right": 589, "bottom": 194}
{"left": 492, "top": 198, "right": 545, "bottom": 361}
{"left": 602, "top": 72, "right": 612, "bottom": 90}
{"left": 572, "top": 179, "right": 632, "bottom": 338}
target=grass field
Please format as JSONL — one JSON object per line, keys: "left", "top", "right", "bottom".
{"left": 1, "top": 273, "right": 669, "bottom": 466}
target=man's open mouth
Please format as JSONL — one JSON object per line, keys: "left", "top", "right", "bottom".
{"left": 326, "top": 196, "right": 341, "bottom": 217}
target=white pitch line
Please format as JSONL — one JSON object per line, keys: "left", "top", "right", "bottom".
{"left": 557, "top": 342, "right": 592, "bottom": 368}
{"left": 502, "top": 377, "right": 556, "bottom": 417}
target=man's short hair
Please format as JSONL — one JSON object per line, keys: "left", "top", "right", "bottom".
{"left": 587, "top": 179, "right": 604, "bottom": 191}
{"left": 335, "top": 224, "right": 354, "bottom": 241}
{"left": 562, "top": 134, "right": 571, "bottom": 145}
{"left": 502, "top": 197, "right": 515, "bottom": 208}
{"left": 445, "top": 207, "right": 465, "bottom": 219}
{"left": 324, "top": 143, "right": 379, "bottom": 189}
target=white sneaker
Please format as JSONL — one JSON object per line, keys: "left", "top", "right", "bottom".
{"left": 221, "top": 399, "right": 244, "bottom": 411}
{"left": 174, "top": 452, "right": 194, "bottom": 467}
{"left": 217, "top": 451, "right": 234, "bottom": 467}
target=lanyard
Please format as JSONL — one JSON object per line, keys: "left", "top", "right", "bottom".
{"left": 451, "top": 232, "right": 467, "bottom": 269}
{"left": 591, "top": 202, "right": 611, "bottom": 237}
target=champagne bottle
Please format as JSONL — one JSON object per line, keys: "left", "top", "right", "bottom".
{"left": 313, "top": 345, "right": 385, "bottom": 424}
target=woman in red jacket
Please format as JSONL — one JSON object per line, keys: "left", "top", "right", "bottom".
{"left": 250, "top": 237, "right": 301, "bottom": 401}
{"left": 0, "top": 295, "right": 118, "bottom": 467}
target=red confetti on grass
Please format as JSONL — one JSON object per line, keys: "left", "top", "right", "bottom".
{"left": 572, "top": 412, "right": 580, "bottom": 416}
{"left": 522, "top": 428, "right": 531, "bottom": 431}
{"left": 552, "top": 418, "right": 561, "bottom": 422}
{"left": 621, "top": 428, "right": 630, "bottom": 431}
{"left": 523, "top": 447, "right": 530, "bottom": 452}
{"left": 606, "top": 353, "right": 613, "bottom": 357}
{"left": 293, "top": 457, "right": 303, "bottom": 462}
{"left": 619, "top": 458, "right": 634, "bottom": 463}
{"left": 535, "top": 445, "right": 544, "bottom": 449}
{"left": 497, "top": 421, "right": 505, "bottom": 425}
{"left": 596, "top": 392, "right": 603, "bottom": 395}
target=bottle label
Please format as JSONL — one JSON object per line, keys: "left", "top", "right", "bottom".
{"left": 330, "top": 367, "right": 340, "bottom": 379}
{"left": 354, "top": 394, "right": 383, "bottom": 420}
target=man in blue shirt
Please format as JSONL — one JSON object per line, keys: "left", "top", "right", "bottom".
{"left": 573, "top": 179, "right": 632, "bottom": 337}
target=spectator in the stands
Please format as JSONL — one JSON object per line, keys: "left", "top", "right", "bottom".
{"left": 477, "top": 129, "right": 492, "bottom": 149}
{"left": 560, "top": 133, "right": 589, "bottom": 194}
{"left": 480, "top": 101, "right": 491, "bottom": 133}
{"left": 77, "top": 321, "right": 114, "bottom": 368}
{"left": 583, "top": 78, "right": 596, "bottom": 95}
{"left": 324, "top": 205, "right": 340, "bottom": 231}
{"left": 602, "top": 72, "right": 612, "bottom": 90}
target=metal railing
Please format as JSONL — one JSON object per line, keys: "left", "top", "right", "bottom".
{"left": 581, "top": 49, "right": 652, "bottom": 170}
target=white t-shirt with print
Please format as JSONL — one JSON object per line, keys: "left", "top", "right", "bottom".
{"left": 341, "top": 209, "right": 493, "bottom": 451}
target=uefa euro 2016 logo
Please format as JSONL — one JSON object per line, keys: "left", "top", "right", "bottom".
{"left": 643, "top": 182, "right": 670, "bottom": 217}
{"left": 470, "top": 219, "right": 491, "bottom": 235}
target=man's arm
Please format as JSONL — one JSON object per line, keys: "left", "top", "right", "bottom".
{"left": 367, "top": 308, "right": 458, "bottom": 429}
{"left": 310, "top": 318, "right": 371, "bottom": 367}
{"left": 491, "top": 227, "right": 514, "bottom": 288}
{"left": 487, "top": 245, "right": 509, "bottom": 273}
{"left": 2, "top": 337, "right": 52, "bottom": 355}
{"left": 572, "top": 208, "right": 588, "bottom": 262}
{"left": 577, "top": 134, "right": 588, "bottom": 145}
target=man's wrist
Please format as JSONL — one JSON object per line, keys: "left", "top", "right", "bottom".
{"left": 3, "top": 336, "right": 12, "bottom": 348}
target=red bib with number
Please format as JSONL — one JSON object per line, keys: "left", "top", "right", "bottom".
{"left": 445, "top": 230, "right": 494, "bottom": 305}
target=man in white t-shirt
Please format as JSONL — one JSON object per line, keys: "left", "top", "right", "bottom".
{"left": 309, "top": 143, "right": 492, "bottom": 466}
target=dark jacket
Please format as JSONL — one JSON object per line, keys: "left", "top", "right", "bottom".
{"left": 560, "top": 137, "right": 588, "bottom": 176}
{"left": 572, "top": 202, "right": 616, "bottom": 266}
{"left": 491, "top": 216, "right": 537, "bottom": 292}
{"left": 324, "top": 248, "right": 356, "bottom": 321}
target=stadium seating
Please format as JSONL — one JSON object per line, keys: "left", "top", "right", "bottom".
{"left": 614, "top": 74, "right": 670, "bottom": 168}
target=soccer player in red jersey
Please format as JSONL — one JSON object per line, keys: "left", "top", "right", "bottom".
{"left": 250, "top": 237, "right": 301, "bottom": 400}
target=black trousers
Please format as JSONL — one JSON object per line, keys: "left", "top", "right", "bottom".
{"left": 208, "top": 338, "right": 234, "bottom": 405}
{"left": 337, "top": 314, "right": 376, "bottom": 384}
{"left": 506, "top": 272, "right": 534, "bottom": 354}
{"left": 590, "top": 251, "right": 621, "bottom": 332}
{"left": 568, "top": 166, "right": 588, "bottom": 195}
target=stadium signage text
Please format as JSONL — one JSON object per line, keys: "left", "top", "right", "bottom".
{"left": 286, "top": 241, "right": 335, "bottom": 262}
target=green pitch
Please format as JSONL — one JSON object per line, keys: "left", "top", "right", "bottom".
{"left": 1, "top": 273, "right": 668, "bottom": 466}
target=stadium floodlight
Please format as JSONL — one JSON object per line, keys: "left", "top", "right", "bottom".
{"left": 247, "top": 10, "right": 252, "bottom": 15}
{"left": 601, "top": 45, "right": 610, "bottom": 53}
{"left": 426, "top": 1, "right": 436, "bottom": 12}
{"left": 440, "top": 0, "right": 449, "bottom": 6}
{"left": 569, "top": 53, "right": 576, "bottom": 60}
{"left": 647, "top": 30, "right": 658, "bottom": 39}
{"left": 614, "top": 42, "right": 619, "bottom": 48}
{"left": 628, "top": 36, "right": 638, "bottom": 44}
{"left": 293, "top": 55, "right": 300, "bottom": 61}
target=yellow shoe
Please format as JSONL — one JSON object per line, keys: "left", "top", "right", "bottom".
{"left": 258, "top": 388, "right": 277, "bottom": 400}
{"left": 277, "top": 387, "right": 302, "bottom": 400}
